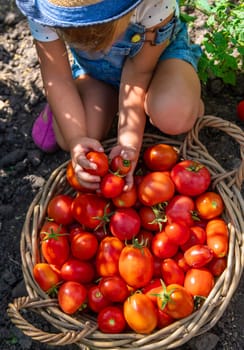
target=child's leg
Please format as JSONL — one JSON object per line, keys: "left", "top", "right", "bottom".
{"left": 53, "top": 75, "right": 119, "bottom": 150}
{"left": 145, "top": 58, "right": 204, "bottom": 135}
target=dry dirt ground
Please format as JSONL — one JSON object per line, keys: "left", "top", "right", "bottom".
{"left": 0, "top": 2, "right": 243, "bottom": 350}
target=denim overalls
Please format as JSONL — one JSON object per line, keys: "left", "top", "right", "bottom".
{"left": 71, "top": 15, "right": 202, "bottom": 87}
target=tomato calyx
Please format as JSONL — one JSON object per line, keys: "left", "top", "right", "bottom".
{"left": 151, "top": 279, "right": 175, "bottom": 310}
{"left": 92, "top": 203, "right": 113, "bottom": 231}
{"left": 185, "top": 162, "right": 205, "bottom": 172}
{"left": 41, "top": 229, "right": 69, "bottom": 241}
{"left": 126, "top": 236, "right": 149, "bottom": 251}
{"left": 150, "top": 204, "right": 167, "bottom": 231}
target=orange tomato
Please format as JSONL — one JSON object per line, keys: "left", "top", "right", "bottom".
{"left": 124, "top": 293, "right": 157, "bottom": 334}
{"left": 184, "top": 268, "right": 215, "bottom": 297}
{"left": 206, "top": 218, "right": 229, "bottom": 257}
{"left": 195, "top": 191, "right": 224, "bottom": 219}
{"left": 66, "top": 160, "right": 86, "bottom": 192}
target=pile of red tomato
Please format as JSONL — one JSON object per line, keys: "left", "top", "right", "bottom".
{"left": 33, "top": 143, "right": 229, "bottom": 334}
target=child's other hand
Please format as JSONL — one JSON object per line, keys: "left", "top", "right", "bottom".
{"left": 70, "top": 136, "right": 104, "bottom": 190}
{"left": 109, "top": 144, "right": 139, "bottom": 191}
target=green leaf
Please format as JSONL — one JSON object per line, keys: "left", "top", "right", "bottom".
{"left": 195, "top": 0, "right": 212, "bottom": 14}
{"left": 180, "top": 13, "right": 196, "bottom": 23}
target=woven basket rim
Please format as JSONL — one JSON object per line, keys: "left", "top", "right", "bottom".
{"left": 8, "top": 115, "right": 244, "bottom": 350}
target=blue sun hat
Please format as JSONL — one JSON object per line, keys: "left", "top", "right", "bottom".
{"left": 16, "top": 0, "right": 143, "bottom": 27}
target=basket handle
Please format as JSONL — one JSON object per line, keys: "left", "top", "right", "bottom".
{"left": 7, "top": 296, "right": 96, "bottom": 346}
{"left": 182, "top": 115, "right": 244, "bottom": 189}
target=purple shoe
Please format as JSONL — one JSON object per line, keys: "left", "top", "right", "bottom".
{"left": 32, "top": 104, "right": 58, "bottom": 153}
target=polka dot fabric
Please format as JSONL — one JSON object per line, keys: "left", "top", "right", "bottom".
{"left": 28, "top": 0, "right": 179, "bottom": 42}
{"left": 131, "top": 0, "right": 178, "bottom": 28}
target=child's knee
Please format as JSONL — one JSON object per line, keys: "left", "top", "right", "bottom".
{"left": 148, "top": 99, "right": 199, "bottom": 135}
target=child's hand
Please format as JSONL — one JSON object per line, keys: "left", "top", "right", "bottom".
{"left": 109, "top": 144, "right": 139, "bottom": 191}
{"left": 69, "top": 136, "right": 104, "bottom": 190}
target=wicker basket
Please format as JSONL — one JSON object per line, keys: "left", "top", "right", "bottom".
{"left": 7, "top": 115, "right": 244, "bottom": 350}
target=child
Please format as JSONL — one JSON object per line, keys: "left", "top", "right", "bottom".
{"left": 16, "top": 0, "right": 204, "bottom": 191}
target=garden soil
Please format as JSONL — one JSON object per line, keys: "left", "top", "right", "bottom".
{"left": 0, "top": 2, "right": 243, "bottom": 350}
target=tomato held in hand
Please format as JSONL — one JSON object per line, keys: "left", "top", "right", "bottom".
{"left": 100, "top": 173, "right": 125, "bottom": 198}
{"left": 98, "top": 306, "right": 126, "bottom": 333}
{"left": 84, "top": 151, "right": 109, "bottom": 176}
{"left": 109, "top": 207, "right": 141, "bottom": 240}
{"left": 170, "top": 159, "right": 211, "bottom": 196}
{"left": 143, "top": 143, "right": 178, "bottom": 171}
{"left": 58, "top": 281, "right": 87, "bottom": 314}
{"left": 110, "top": 155, "right": 132, "bottom": 175}
{"left": 33, "top": 263, "right": 61, "bottom": 292}
{"left": 157, "top": 283, "right": 194, "bottom": 319}
{"left": 138, "top": 172, "right": 175, "bottom": 206}
{"left": 124, "top": 293, "right": 158, "bottom": 334}
{"left": 184, "top": 244, "right": 214, "bottom": 268}
{"left": 119, "top": 240, "right": 154, "bottom": 288}
{"left": 184, "top": 268, "right": 214, "bottom": 297}
{"left": 47, "top": 194, "right": 74, "bottom": 226}
{"left": 195, "top": 191, "right": 224, "bottom": 220}
{"left": 66, "top": 160, "right": 90, "bottom": 192}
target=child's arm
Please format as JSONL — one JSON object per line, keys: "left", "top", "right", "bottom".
{"left": 35, "top": 39, "right": 104, "bottom": 189}
{"left": 114, "top": 26, "right": 170, "bottom": 189}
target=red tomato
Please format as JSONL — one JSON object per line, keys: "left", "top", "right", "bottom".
{"left": 110, "top": 155, "right": 132, "bottom": 175}
{"left": 71, "top": 232, "right": 98, "bottom": 260}
{"left": 87, "top": 285, "right": 111, "bottom": 313}
{"left": 112, "top": 185, "right": 137, "bottom": 208}
{"left": 138, "top": 172, "right": 175, "bottom": 206}
{"left": 71, "top": 193, "right": 111, "bottom": 229}
{"left": 161, "top": 258, "right": 185, "bottom": 285}
{"left": 157, "top": 283, "right": 194, "bottom": 319}
{"left": 164, "top": 221, "right": 190, "bottom": 245}
{"left": 47, "top": 194, "right": 74, "bottom": 226}
{"left": 207, "top": 256, "right": 227, "bottom": 276}
{"left": 181, "top": 225, "right": 206, "bottom": 251}
{"left": 40, "top": 221, "right": 67, "bottom": 241}
{"left": 96, "top": 236, "right": 124, "bottom": 277}
{"left": 41, "top": 229, "right": 70, "bottom": 267}
{"left": 68, "top": 224, "right": 86, "bottom": 242}
{"left": 237, "top": 100, "right": 244, "bottom": 121}
{"left": 184, "top": 244, "right": 214, "bottom": 268}
{"left": 109, "top": 208, "right": 141, "bottom": 240}
{"left": 60, "top": 258, "right": 95, "bottom": 284}
{"left": 33, "top": 263, "right": 61, "bottom": 292}
{"left": 124, "top": 293, "right": 157, "bottom": 334}
{"left": 97, "top": 306, "right": 126, "bottom": 333}
{"left": 156, "top": 308, "right": 174, "bottom": 329}
{"left": 84, "top": 151, "right": 109, "bottom": 176}
{"left": 166, "top": 195, "right": 196, "bottom": 227}
{"left": 100, "top": 173, "right": 125, "bottom": 198}
{"left": 151, "top": 231, "right": 178, "bottom": 259}
{"left": 195, "top": 191, "right": 224, "bottom": 220}
{"left": 152, "top": 256, "right": 164, "bottom": 277}
{"left": 206, "top": 218, "right": 229, "bottom": 257}
{"left": 99, "top": 276, "right": 129, "bottom": 302}
{"left": 139, "top": 205, "right": 165, "bottom": 232}
{"left": 58, "top": 281, "right": 87, "bottom": 314}
{"left": 143, "top": 144, "right": 178, "bottom": 171}
{"left": 119, "top": 241, "right": 154, "bottom": 288}
{"left": 184, "top": 268, "right": 214, "bottom": 297}
{"left": 173, "top": 251, "right": 191, "bottom": 272}
{"left": 170, "top": 159, "right": 211, "bottom": 196}
{"left": 66, "top": 160, "right": 89, "bottom": 192}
